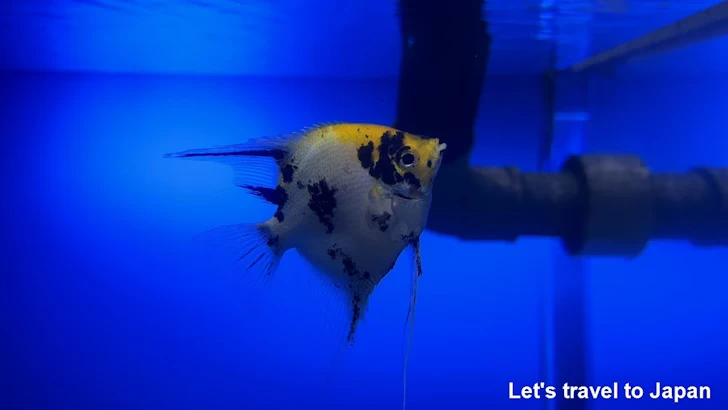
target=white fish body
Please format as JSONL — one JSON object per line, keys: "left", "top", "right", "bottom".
{"left": 166, "top": 122, "right": 446, "bottom": 408}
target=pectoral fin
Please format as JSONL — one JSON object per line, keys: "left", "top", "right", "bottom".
{"left": 367, "top": 185, "right": 398, "bottom": 238}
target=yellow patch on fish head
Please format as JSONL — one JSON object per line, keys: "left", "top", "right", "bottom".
{"left": 329, "top": 123, "right": 447, "bottom": 198}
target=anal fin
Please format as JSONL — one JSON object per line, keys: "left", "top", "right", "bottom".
{"left": 317, "top": 285, "right": 374, "bottom": 391}
{"left": 347, "top": 292, "right": 367, "bottom": 346}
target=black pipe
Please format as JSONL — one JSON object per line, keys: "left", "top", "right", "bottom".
{"left": 652, "top": 169, "right": 728, "bottom": 245}
{"left": 427, "top": 157, "right": 728, "bottom": 256}
{"left": 392, "top": 1, "right": 728, "bottom": 256}
{"left": 394, "top": 0, "right": 490, "bottom": 164}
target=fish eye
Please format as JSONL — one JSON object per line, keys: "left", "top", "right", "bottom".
{"left": 396, "top": 148, "right": 418, "bottom": 168}
{"left": 401, "top": 153, "right": 416, "bottom": 166}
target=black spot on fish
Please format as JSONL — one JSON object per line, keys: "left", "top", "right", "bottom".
{"left": 330, "top": 247, "right": 371, "bottom": 283}
{"left": 241, "top": 185, "right": 288, "bottom": 209}
{"left": 401, "top": 231, "right": 416, "bottom": 243}
{"left": 307, "top": 179, "right": 338, "bottom": 234}
{"left": 327, "top": 246, "right": 339, "bottom": 260}
{"left": 412, "top": 238, "right": 423, "bottom": 277}
{"left": 348, "top": 294, "right": 362, "bottom": 343}
{"left": 403, "top": 172, "right": 421, "bottom": 189}
{"left": 357, "top": 141, "right": 375, "bottom": 170}
{"left": 296, "top": 181, "right": 304, "bottom": 189}
{"left": 371, "top": 212, "right": 391, "bottom": 232}
{"left": 274, "top": 209, "right": 285, "bottom": 222}
{"left": 243, "top": 185, "right": 289, "bottom": 222}
{"left": 342, "top": 253, "right": 357, "bottom": 277}
{"left": 427, "top": 160, "right": 432, "bottom": 168}
{"left": 266, "top": 235, "right": 279, "bottom": 248}
{"left": 281, "top": 164, "right": 295, "bottom": 183}
{"left": 368, "top": 130, "right": 406, "bottom": 186}
{"left": 275, "top": 186, "right": 289, "bottom": 222}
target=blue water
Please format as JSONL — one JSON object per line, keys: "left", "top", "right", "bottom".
{"left": 2, "top": 1, "right": 728, "bottom": 410}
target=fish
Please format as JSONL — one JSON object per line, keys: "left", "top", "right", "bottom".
{"left": 165, "top": 122, "right": 446, "bottom": 408}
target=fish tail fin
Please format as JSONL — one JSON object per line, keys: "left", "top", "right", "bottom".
{"left": 194, "top": 221, "right": 283, "bottom": 287}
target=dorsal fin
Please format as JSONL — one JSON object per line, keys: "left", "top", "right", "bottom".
{"left": 164, "top": 130, "right": 308, "bottom": 193}
{"left": 296, "top": 121, "right": 344, "bottom": 136}
{"left": 163, "top": 130, "right": 305, "bottom": 162}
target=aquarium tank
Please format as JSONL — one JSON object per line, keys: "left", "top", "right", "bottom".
{"left": 2, "top": 1, "right": 727, "bottom": 410}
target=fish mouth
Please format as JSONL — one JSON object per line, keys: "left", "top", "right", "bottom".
{"left": 395, "top": 193, "right": 414, "bottom": 200}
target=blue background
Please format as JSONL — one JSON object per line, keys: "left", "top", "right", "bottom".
{"left": 1, "top": 1, "right": 727, "bottom": 409}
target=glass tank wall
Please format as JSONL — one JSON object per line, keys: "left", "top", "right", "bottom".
{"left": 1, "top": 1, "right": 726, "bottom": 410}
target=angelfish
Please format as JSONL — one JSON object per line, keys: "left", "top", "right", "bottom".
{"left": 165, "top": 123, "right": 446, "bottom": 408}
